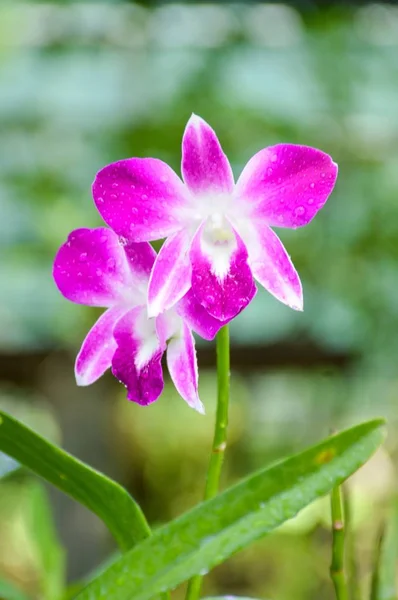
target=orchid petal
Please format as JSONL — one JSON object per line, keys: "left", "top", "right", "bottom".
{"left": 182, "top": 114, "right": 234, "bottom": 196}
{"left": 53, "top": 228, "right": 144, "bottom": 307}
{"left": 75, "top": 306, "right": 127, "bottom": 386}
{"left": 176, "top": 290, "right": 229, "bottom": 341}
{"left": 147, "top": 228, "right": 193, "bottom": 318}
{"left": 166, "top": 322, "right": 204, "bottom": 414}
{"left": 111, "top": 307, "right": 164, "bottom": 406}
{"left": 190, "top": 222, "right": 256, "bottom": 321}
{"left": 236, "top": 144, "right": 338, "bottom": 228}
{"left": 243, "top": 222, "right": 303, "bottom": 310}
{"left": 93, "top": 158, "right": 189, "bottom": 241}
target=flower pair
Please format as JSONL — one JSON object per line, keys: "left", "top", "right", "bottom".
{"left": 54, "top": 115, "right": 337, "bottom": 411}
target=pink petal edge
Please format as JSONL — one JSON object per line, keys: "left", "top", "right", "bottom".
{"left": 181, "top": 114, "right": 234, "bottom": 196}
{"left": 236, "top": 144, "right": 338, "bottom": 229}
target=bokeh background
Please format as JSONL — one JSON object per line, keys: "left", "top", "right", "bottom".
{"left": 1, "top": 1, "right": 398, "bottom": 599}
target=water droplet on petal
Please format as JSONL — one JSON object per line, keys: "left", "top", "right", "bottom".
{"left": 142, "top": 194, "right": 148, "bottom": 201}
{"left": 267, "top": 167, "right": 273, "bottom": 176}
{"left": 131, "top": 207, "right": 138, "bottom": 215}
{"left": 112, "top": 182, "right": 118, "bottom": 189}
{"left": 100, "top": 235, "right": 107, "bottom": 243}
{"left": 110, "top": 193, "right": 117, "bottom": 200}
{"left": 309, "top": 182, "right": 315, "bottom": 189}
{"left": 271, "top": 153, "right": 278, "bottom": 163}
{"left": 277, "top": 214, "right": 284, "bottom": 224}
{"left": 79, "top": 252, "right": 87, "bottom": 262}
{"left": 294, "top": 206, "right": 305, "bottom": 217}
{"left": 97, "top": 196, "right": 104, "bottom": 204}
{"left": 206, "top": 294, "right": 215, "bottom": 304}
{"left": 107, "top": 258, "right": 116, "bottom": 269}
{"left": 308, "top": 198, "right": 314, "bottom": 205}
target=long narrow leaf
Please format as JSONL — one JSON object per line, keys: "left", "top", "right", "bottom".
{"left": 371, "top": 500, "right": 398, "bottom": 600}
{"left": 76, "top": 419, "right": 385, "bottom": 600}
{"left": 0, "top": 410, "right": 150, "bottom": 551}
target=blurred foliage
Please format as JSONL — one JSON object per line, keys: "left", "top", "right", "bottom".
{"left": 1, "top": 2, "right": 398, "bottom": 600}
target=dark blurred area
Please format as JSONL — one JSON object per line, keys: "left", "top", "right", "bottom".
{"left": 1, "top": 1, "right": 398, "bottom": 599}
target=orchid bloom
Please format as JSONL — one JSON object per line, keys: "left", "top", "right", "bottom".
{"left": 92, "top": 115, "right": 338, "bottom": 321}
{"left": 53, "top": 228, "right": 227, "bottom": 412}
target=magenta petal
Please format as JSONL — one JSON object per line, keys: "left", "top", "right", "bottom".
{"left": 111, "top": 307, "right": 164, "bottom": 406}
{"left": 75, "top": 306, "right": 127, "bottom": 386}
{"left": 176, "top": 290, "right": 229, "bottom": 341}
{"left": 93, "top": 158, "right": 189, "bottom": 241}
{"left": 181, "top": 114, "right": 234, "bottom": 196}
{"left": 190, "top": 224, "right": 256, "bottom": 321}
{"left": 147, "top": 229, "right": 193, "bottom": 318}
{"left": 245, "top": 224, "right": 303, "bottom": 310}
{"left": 167, "top": 322, "right": 204, "bottom": 413}
{"left": 53, "top": 228, "right": 138, "bottom": 307}
{"left": 236, "top": 144, "right": 338, "bottom": 228}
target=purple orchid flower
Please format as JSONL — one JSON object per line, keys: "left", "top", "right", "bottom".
{"left": 92, "top": 115, "right": 338, "bottom": 321}
{"left": 53, "top": 228, "right": 227, "bottom": 412}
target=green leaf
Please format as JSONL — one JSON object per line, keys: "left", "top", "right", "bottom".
{"left": 0, "top": 410, "right": 150, "bottom": 551}
{"left": 370, "top": 500, "right": 398, "bottom": 600}
{"left": 76, "top": 419, "right": 385, "bottom": 600}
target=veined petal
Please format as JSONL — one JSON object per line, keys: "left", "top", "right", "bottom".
{"left": 147, "top": 228, "right": 193, "bottom": 318}
{"left": 75, "top": 306, "right": 127, "bottom": 386}
{"left": 111, "top": 307, "right": 164, "bottom": 406}
{"left": 182, "top": 114, "right": 234, "bottom": 196}
{"left": 176, "top": 290, "right": 229, "bottom": 341}
{"left": 190, "top": 222, "right": 256, "bottom": 321}
{"left": 93, "top": 158, "right": 189, "bottom": 241}
{"left": 243, "top": 222, "right": 303, "bottom": 310}
{"left": 236, "top": 144, "right": 338, "bottom": 228}
{"left": 53, "top": 228, "right": 145, "bottom": 307}
{"left": 167, "top": 322, "right": 204, "bottom": 414}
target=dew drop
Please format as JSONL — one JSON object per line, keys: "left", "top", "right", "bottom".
{"left": 267, "top": 167, "right": 273, "bottom": 176}
{"left": 271, "top": 153, "right": 278, "bottom": 163}
{"left": 100, "top": 235, "right": 107, "bottom": 243}
{"left": 277, "top": 214, "right": 284, "bottom": 224}
{"left": 309, "top": 182, "right": 315, "bottom": 189}
{"left": 131, "top": 207, "right": 138, "bottom": 215}
{"left": 142, "top": 194, "right": 148, "bottom": 201}
{"left": 294, "top": 206, "right": 305, "bottom": 217}
{"left": 206, "top": 294, "right": 215, "bottom": 304}
{"left": 97, "top": 196, "right": 104, "bottom": 204}
{"left": 111, "top": 182, "right": 118, "bottom": 189}
{"left": 110, "top": 193, "right": 117, "bottom": 200}
{"left": 280, "top": 197, "right": 285, "bottom": 203}
{"left": 308, "top": 198, "right": 314, "bottom": 205}
{"left": 321, "top": 172, "right": 326, "bottom": 178}
{"left": 79, "top": 252, "right": 87, "bottom": 262}
{"left": 107, "top": 258, "right": 116, "bottom": 269}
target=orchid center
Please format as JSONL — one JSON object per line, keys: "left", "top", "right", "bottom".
{"left": 205, "top": 212, "right": 234, "bottom": 245}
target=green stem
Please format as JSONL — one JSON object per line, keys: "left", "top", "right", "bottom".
{"left": 330, "top": 485, "right": 349, "bottom": 600}
{"left": 343, "top": 485, "right": 361, "bottom": 600}
{"left": 185, "top": 325, "right": 230, "bottom": 600}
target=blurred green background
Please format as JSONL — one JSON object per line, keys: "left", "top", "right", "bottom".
{"left": 1, "top": 1, "right": 398, "bottom": 599}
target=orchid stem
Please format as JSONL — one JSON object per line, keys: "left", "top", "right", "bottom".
{"left": 330, "top": 484, "right": 349, "bottom": 600}
{"left": 185, "top": 325, "right": 230, "bottom": 600}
